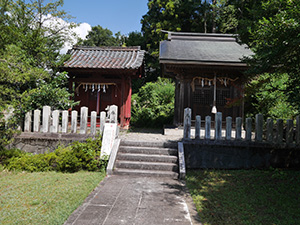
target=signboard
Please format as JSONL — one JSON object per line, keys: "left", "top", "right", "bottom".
{"left": 100, "top": 123, "right": 117, "bottom": 159}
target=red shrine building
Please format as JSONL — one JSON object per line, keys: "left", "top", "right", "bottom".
{"left": 63, "top": 46, "right": 145, "bottom": 128}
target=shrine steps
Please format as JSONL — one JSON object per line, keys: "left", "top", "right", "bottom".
{"left": 113, "top": 141, "right": 179, "bottom": 179}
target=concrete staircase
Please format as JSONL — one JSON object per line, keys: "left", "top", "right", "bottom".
{"left": 113, "top": 141, "right": 179, "bottom": 179}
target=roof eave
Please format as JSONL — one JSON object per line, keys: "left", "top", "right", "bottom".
{"left": 159, "top": 59, "right": 248, "bottom": 67}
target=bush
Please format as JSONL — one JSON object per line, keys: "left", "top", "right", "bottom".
{"left": 131, "top": 77, "right": 175, "bottom": 128}
{"left": 1, "top": 134, "right": 106, "bottom": 173}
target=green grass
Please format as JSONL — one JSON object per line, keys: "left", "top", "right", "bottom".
{"left": 186, "top": 169, "right": 300, "bottom": 225}
{"left": 0, "top": 168, "right": 105, "bottom": 225}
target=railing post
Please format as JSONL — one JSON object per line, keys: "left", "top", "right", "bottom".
{"left": 100, "top": 111, "right": 106, "bottom": 135}
{"left": 51, "top": 110, "right": 60, "bottom": 133}
{"left": 183, "top": 108, "right": 191, "bottom": 139}
{"left": 226, "top": 116, "right": 232, "bottom": 140}
{"left": 33, "top": 109, "right": 41, "bottom": 132}
{"left": 80, "top": 107, "right": 88, "bottom": 134}
{"left": 71, "top": 110, "right": 78, "bottom": 133}
{"left": 215, "top": 112, "right": 222, "bottom": 140}
{"left": 91, "top": 111, "right": 97, "bottom": 136}
{"left": 266, "top": 118, "right": 273, "bottom": 143}
{"left": 245, "top": 117, "right": 252, "bottom": 141}
{"left": 24, "top": 111, "right": 32, "bottom": 132}
{"left": 276, "top": 119, "right": 283, "bottom": 144}
{"left": 195, "top": 115, "right": 201, "bottom": 139}
{"left": 235, "top": 117, "right": 242, "bottom": 140}
{"left": 62, "top": 110, "right": 69, "bottom": 133}
{"left": 286, "top": 119, "right": 294, "bottom": 145}
{"left": 109, "top": 105, "right": 118, "bottom": 124}
{"left": 296, "top": 116, "right": 300, "bottom": 145}
{"left": 205, "top": 116, "right": 211, "bottom": 140}
{"left": 42, "top": 106, "right": 51, "bottom": 133}
{"left": 255, "top": 114, "right": 263, "bottom": 141}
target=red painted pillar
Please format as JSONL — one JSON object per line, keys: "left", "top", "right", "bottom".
{"left": 124, "top": 76, "right": 132, "bottom": 129}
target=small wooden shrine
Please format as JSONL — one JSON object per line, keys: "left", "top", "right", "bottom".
{"left": 159, "top": 32, "right": 253, "bottom": 126}
{"left": 63, "top": 46, "right": 145, "bottom": 128}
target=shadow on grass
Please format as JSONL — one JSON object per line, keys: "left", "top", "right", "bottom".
{"left": 186, "top": 169, "right": 300, "bottom": 225}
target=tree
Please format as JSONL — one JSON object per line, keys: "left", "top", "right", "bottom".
{"left": 0, "top": 0, "right": 78, "bottom": 146}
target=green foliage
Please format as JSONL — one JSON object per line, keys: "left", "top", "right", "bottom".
{"left": 245, "top": 73, "right": 298, "bottom": 120}
{"left": 20, "top": 72, "right": 78, "bottom": 111}
{"left": 131, "top": 77, "right": 175, "bottom": 128}
{"left": 1, "top": 135, "right": 106, "bottom": 173}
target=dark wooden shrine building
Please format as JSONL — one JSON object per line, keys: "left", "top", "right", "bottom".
{"left": 159, "top": 32, "right": 253, "bottom": 126}
{"left": 63, "top": 46, "right": 145, "bottom": 128}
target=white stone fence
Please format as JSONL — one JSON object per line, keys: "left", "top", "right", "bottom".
{"left": 183, "top": 107, "right": 300, "bottom": 145}
{"left": 23, "top": 105, "right": 118, "bottom": 136}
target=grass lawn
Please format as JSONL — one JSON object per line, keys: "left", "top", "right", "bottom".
{"left": 186, "top": 169, "right": 300, "bottom": 225}
{"left": 0, "top": 167, "right": 105, "bottom": 225}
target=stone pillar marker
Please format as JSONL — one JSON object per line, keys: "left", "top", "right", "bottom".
{"left": 205, "top": 116, "right": 211, "bottom": 140}
{"left": 100, "top": 111, "right": 106, "bottom": 135}
{"left": 24, "top": 111, "right": 32, "bottom": 132}
{"left": 33, "top": 109, "right": 41, "bottom": 132}
{"left": 80, "top": 107, "right": 88, "bottom": 134}
{"left": 226, "top": 116, "right": 232, "bottom": 140}
{"left": 109, "top": 105, "right": 118, "bottom": 124}
{"left": 91, "top": 111, "right": 97, "bottom": 136}
{"left": 195, "top": 115, "right": 201, "bottom": 139}
{"left": 245, "top": 117, "right": 252, "bottom": 141}
{"left": 277, "top": 119, "right": 283, "bottom": 144}
{"left": 62, "top": 110, "right": 68, "bottom": 133}
{"left": 286, "top": 119, "right": 294, "bottom": 145}
{"left": 235, "top": 117, "right": 242, "bottom": 140}
{"left": 266, "top": 118, "right": 273, "bottom": 143}
{"left": 255, "top": 114, "right": 263, "bottom": 141}
{"left": 215, "top": 112, "right": 222, "bottom": 140}
{"left": 42, "top": 106, "right": 51, "bottom": 133}
{"left": 51, "top": 110, "right": 60, "bottom": 133}
{"left": 71, "top": 110, "right": 78, "bottom": 133}
{"left": 183, "top": 108, "right": 191, "bottom": 139}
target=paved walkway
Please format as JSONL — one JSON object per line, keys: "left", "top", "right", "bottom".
{"left": 64, "top": 129, "right": 201, "bottom": 225}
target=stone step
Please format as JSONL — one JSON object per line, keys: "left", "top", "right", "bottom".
{"left": 113, "top": 168, "right": 179, "bottom": 179}
{"left": 116, "top": 160, "right": 178, "bottom": 172}
{"left": 121, "top": 140, "right": 178, "bottom": 148}
{"left": 117, "top": 153, "right": 178, "bottom": 163}
{"left": 119, "top": 146, "right": 178, "bottom": 156}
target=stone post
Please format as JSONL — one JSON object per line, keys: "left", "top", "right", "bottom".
{"left": 286, "top": 119, "right": 294, "bottom": 145}
{"left": 245, "top": 117, "right": 252, "bottom": 141}
{"left": 33, "top": 109, "right": 41, "bottom": 132}
{"left": 80, "top": 107, "right": 88, "bottom": 134}
{"left": 205, "top": 116, "right": 211, "bottom": 140}
{"left": 71, "top": 110, "right": 78, "bottom": 133}
{"left": 183, "top": 108, "right": 191, "bottom": 139}
{"left": 296, "top": 116, "right": 300, "bottom": 145}
{"left": 91, "top": 111, "right": 97, "bottom": 136}
{"left": 51, "top": 110, "right": 60, "bottom": 133}
{"left": 109, "top": 105, "right": 118, "bottom": 124}
{"left": 62, "top": 110, "right": 68, "bottom": 133}
{"left": 42, "top": 106, "right": 51, "bottom": 133}
{"left": 276, "top": 119, "right": 283, "bottom": 144}
{"left": 215, "top": 112, "right": 222, "bottom": 140}
{"left": 255, "top": 114, "right": 263, "bottom": 141}
{"left": 195, "top": 115, "right": 201, "bottom": 139}
{"left": 266, "top": 118, "right": 274, "bottom": 143}
{"left": 226, "top": 116, "right": 232, "bottom": 140}
{"left": 235, "top": 117, "right": 242, "bottom": 140}
{"left": 24, "top": 111, "right": 32, "bottom": 132}
{"left": 100, "top": 111, "right": 106, "bottom": 135}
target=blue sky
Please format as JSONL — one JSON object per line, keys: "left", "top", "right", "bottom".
{"left": 63, "top": 0, "right": 149, "bottom": 35}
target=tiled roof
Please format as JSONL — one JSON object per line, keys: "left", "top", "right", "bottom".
{"left": 160, "top": 32, "right": 253, "bottom": 66}
{"left": 64, "top": 46, "right": 145, "bottom": 70}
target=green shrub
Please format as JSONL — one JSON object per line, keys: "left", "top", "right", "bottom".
{"left": 1, "top": 134, "right": 106, "bottom": 173}
{"left": 131, "top": 77, "right": 175, "bottom": 128}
